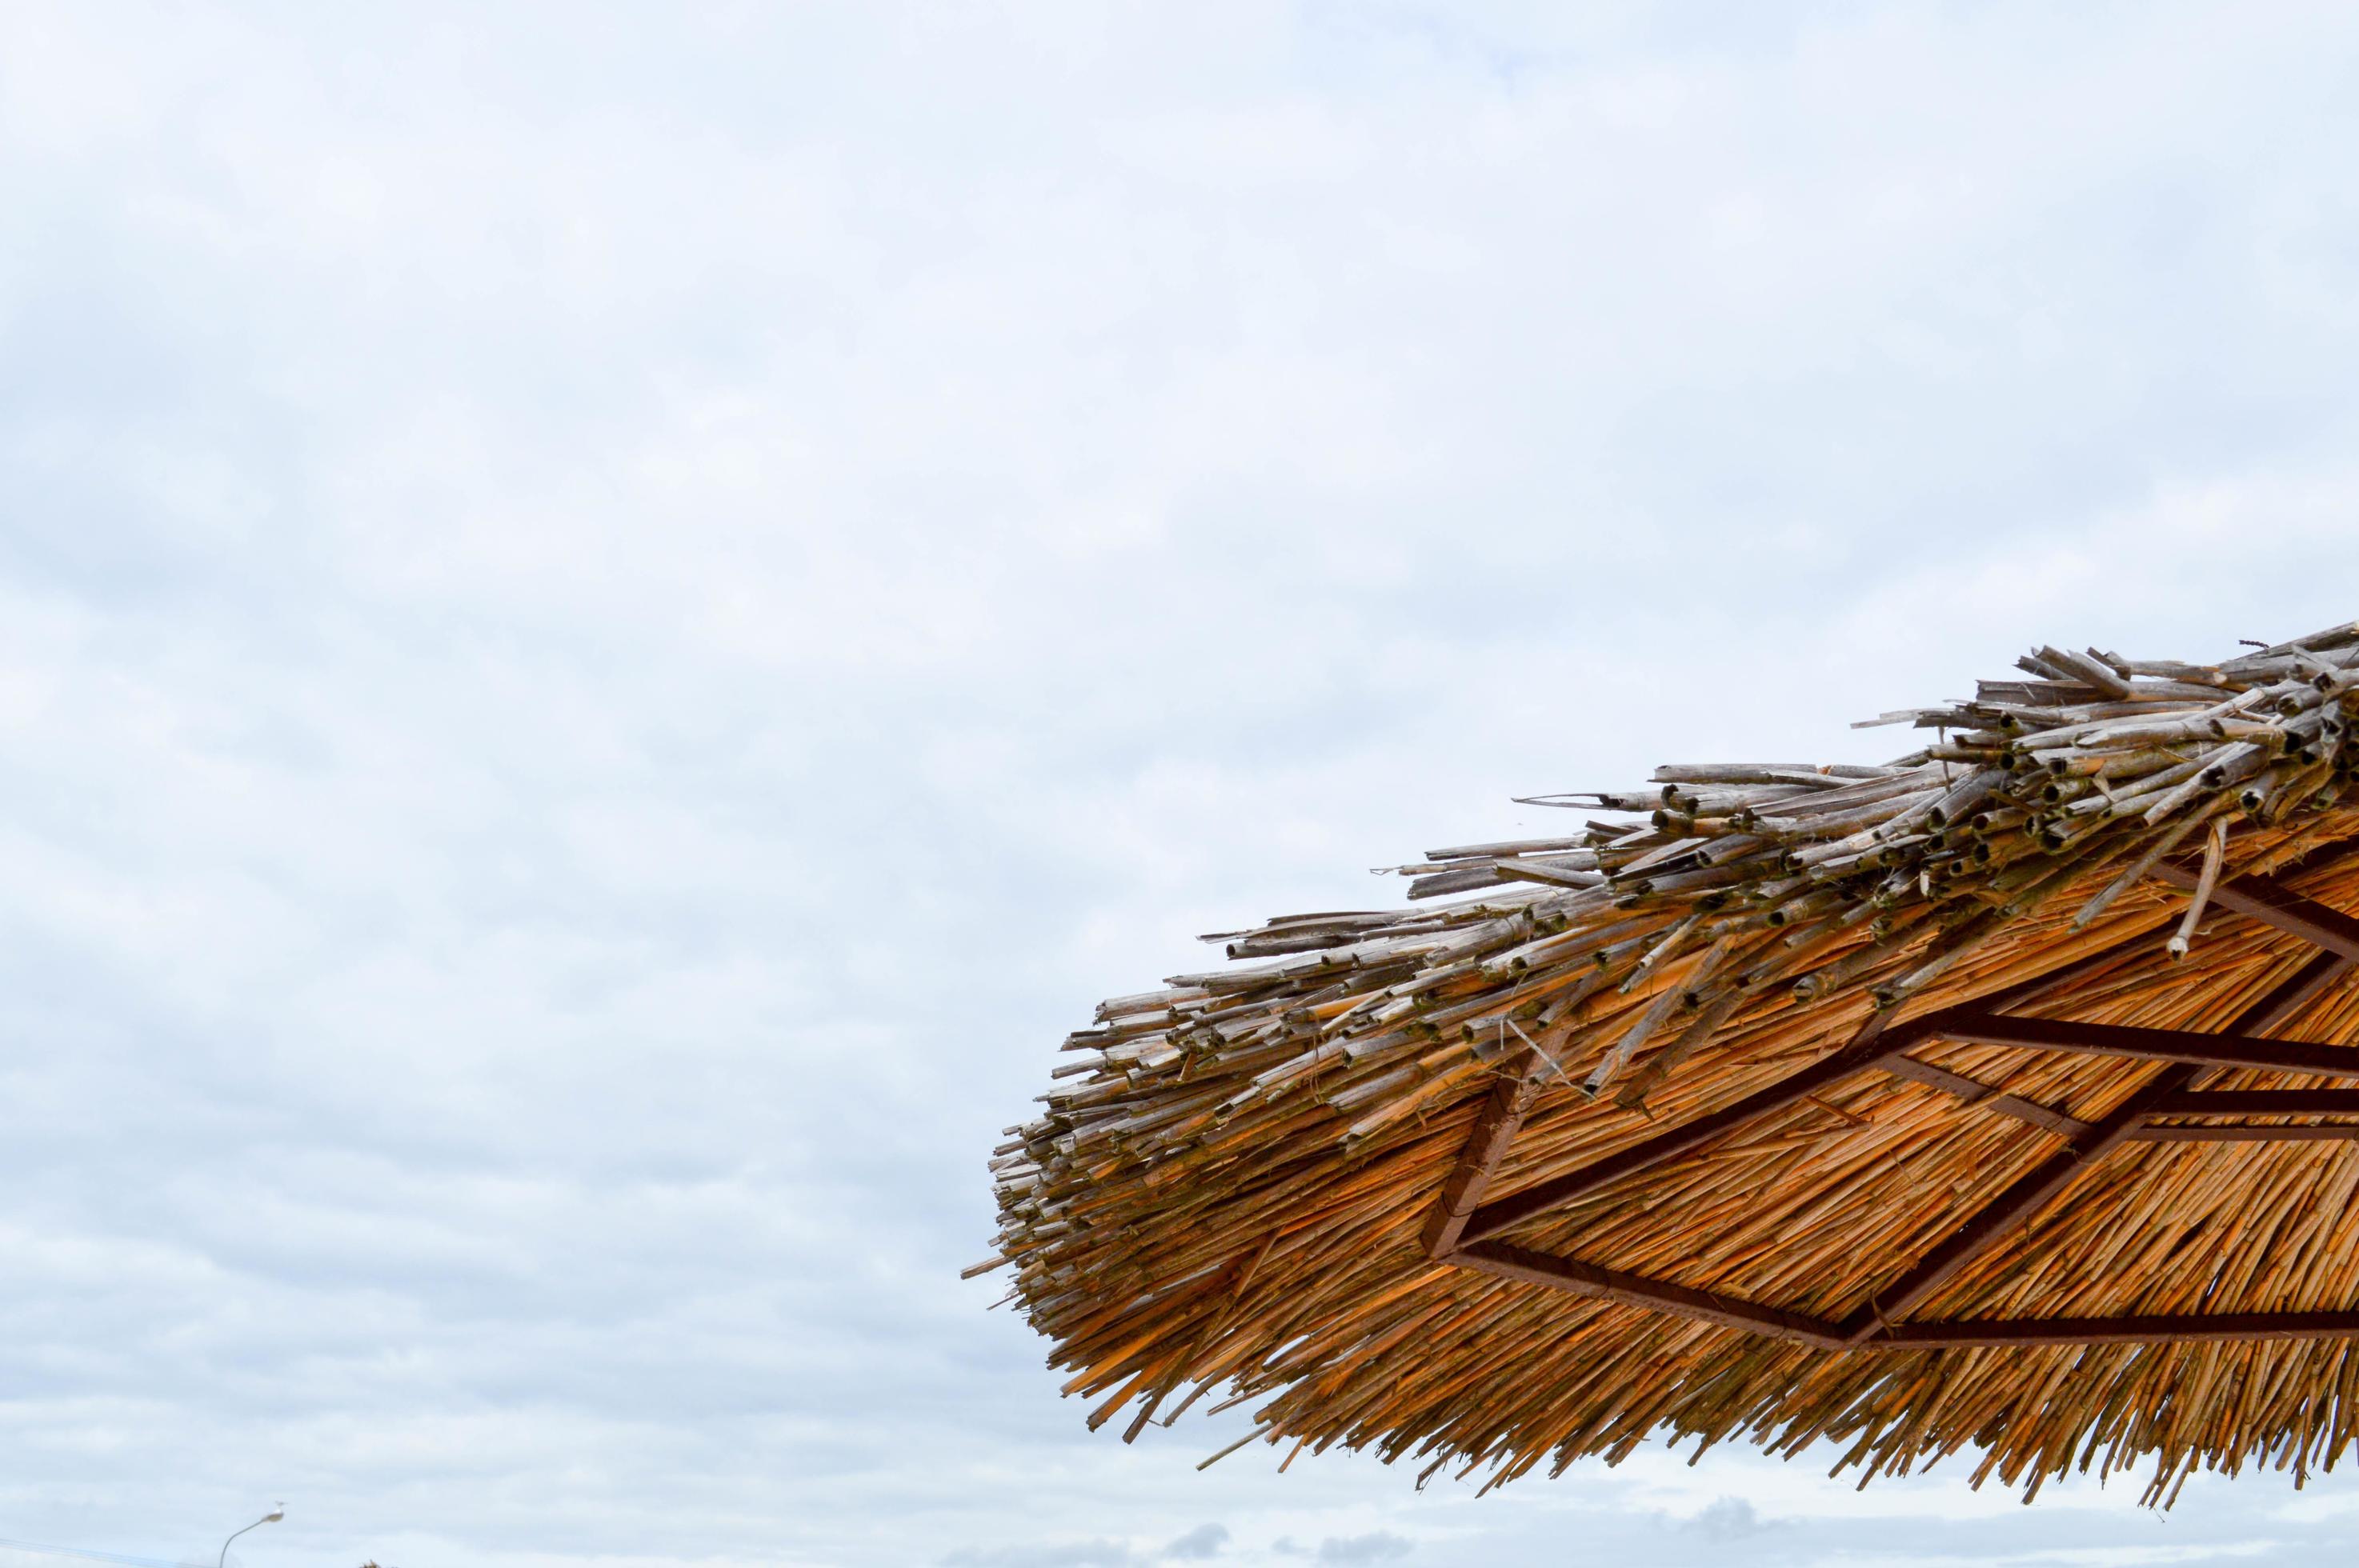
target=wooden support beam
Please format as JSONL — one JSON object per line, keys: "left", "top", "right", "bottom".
{"left": 1880, "top": 1054, "right": 2093, "bottom": 1139}
{"left": 2149, "top": 1089, "right": 2359, "bottom": 1118}
{"left": 1452, "top": 1241, "right": 1845, "bottom": 1349}
{"left": 2155, "top": 862, "right": 2359, "bottom": 962}
{"left": 1868, "top": 1043, "right": 2359, "bottom": 1143}
{"left": 1419, "top": 856, "right": 2359, "bottom": 1352}
{"left": 1840, "top": 953, "right": 2351, "bottom": 1342}
{"left": 1456, "top": 1014, "right": 1915, "bottom": 1247}
{"left": 1420, "top": 1052, "right": 1541, "bottom": 1258}
{"left": 2131, "top": 1124, "right": 2359, "bottom": 1142}
{"left": 1443, "top": 1239, "right": 2359, "bottom": 1346}
{"left": 1866, "top": 1310, "right": 2359, "bottom": 1348}
{"left": 1930, "top": 1014, "right": 2359, "bottom": 1078}
{"left": 1457, "top": 922, "right": 2190, "bottom": 1248}
{"left": 1837, "top": 1067, "right": 2189, "bottom": 1341}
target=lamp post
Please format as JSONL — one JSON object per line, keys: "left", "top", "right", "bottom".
{"left": 217, "top": 1503, "right": 284, "bottom": 1567}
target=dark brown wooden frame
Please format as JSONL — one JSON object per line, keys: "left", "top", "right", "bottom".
{"left": 1419, "top": 846, "right": 2359, "bottom": 1350}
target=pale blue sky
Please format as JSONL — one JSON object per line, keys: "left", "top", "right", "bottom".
{"left": 10, "top": 2, "right": 2359, "bottom": 1564}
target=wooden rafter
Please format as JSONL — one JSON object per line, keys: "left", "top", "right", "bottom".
{"left": 1867, "top": 1310, "right": 2359, "bottom": 1348}
{"left": 1833, "top": 950, "right": 2349, "bottom": 1345}
{"left": 1878, "top": 1054, "right": 2094, "bottom": 1139}
{"left": 2152, "top": 1088, "right": 2359, "bottom": 1115}
{"left": 1452, "top": 1241, "right": 1844, "bottom": 1349}
{"left": 1932, "top": 1010, "right": 2359, "bottom": 1078}
{"left": 1453, "top": 1010, "right": 1908, "bottom": 1246}
{"left": 1452, "top": 914, "right": 2173, "bottom": 1245}
{"left": 2131, "top": 1124, "right": 2359, "bottom": 1142}
{"left": 1418, "top": 1049, "right": 1540, "bottom": 1258}
{"left": 1421, "top": 855, "right": 2359, "bottom": 1349}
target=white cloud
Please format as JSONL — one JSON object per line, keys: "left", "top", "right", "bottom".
{"left": 4, "top": 2, "right": 2359, "bottom": 1564}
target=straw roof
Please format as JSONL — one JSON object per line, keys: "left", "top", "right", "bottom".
{"left": 979, "top": 621, "right": 2359, "bottom": 1504}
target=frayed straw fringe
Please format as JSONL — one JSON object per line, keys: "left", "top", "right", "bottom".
{"left": 987, "top": 622, "right": 2359, "bottom": 1504}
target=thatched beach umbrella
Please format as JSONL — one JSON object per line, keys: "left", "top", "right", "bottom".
{"left": 976, "top": 621, "right": 2359, "bottom": 1504}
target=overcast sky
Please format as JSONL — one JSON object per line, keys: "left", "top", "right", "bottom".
{"left": 12, "top": 2, "right": 2359, "bottom": 1564}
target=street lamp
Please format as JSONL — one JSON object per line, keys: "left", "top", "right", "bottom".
{"left": 217, "top": 1503, "right": 284, "bottom": 1567}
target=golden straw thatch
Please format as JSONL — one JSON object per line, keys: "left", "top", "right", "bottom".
{"left": 978, "top": 621, "right": 2359, "bottom": 1504}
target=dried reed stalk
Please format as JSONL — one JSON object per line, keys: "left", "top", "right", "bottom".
{"left": 982, "top": 621, "right": 2359, "bottom": 1503}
